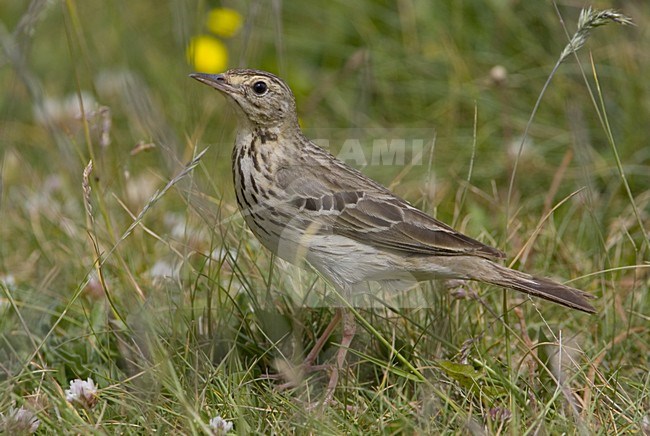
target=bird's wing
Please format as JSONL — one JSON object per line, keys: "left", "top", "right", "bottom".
{"left": 277, "top": 164, "right": 505, "bottom": 260}
{"left": 334, "top": 192, "right": 504, "bottom": 259}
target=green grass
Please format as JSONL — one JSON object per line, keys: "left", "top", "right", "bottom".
{"left": 1, "top": 1, "right": 649, "bottom": 434}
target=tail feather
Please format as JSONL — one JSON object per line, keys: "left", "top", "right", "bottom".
{"left": 480, "top": 262, "right": 596, "bottom": 313}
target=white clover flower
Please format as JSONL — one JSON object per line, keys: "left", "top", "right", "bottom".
{"left": 65, "top": 377, "right": 98, "bottom": 409}
{"left": 209, "top": 415, "right": 233, "bottom": 434}
{"left": 0, "top": 405, "right": 40, "bottom": 434}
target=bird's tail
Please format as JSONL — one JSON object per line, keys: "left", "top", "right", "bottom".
{"left": 475, "top": 260, "right": 596, "bottom": 313}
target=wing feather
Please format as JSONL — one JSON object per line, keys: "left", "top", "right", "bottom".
{"left": 276, "top": 161, "right": 504, "bottom": 260}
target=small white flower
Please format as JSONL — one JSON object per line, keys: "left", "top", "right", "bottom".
{"left": 209, "top": 415, "right": 233, "bottom": 434}
{"left": 1, "top": 405, "right": 40, "bottom": 434}
{"left": 148, "top": 259, "right": 180, "bottom": 282}
{"left": 0, "top": 273, "right": 16, "bottom": 288}
{"left": 65, "top": 377, "right": 98, "bottom": 409}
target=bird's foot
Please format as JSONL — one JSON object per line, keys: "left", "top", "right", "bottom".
{"left": 270, "top": 361, "right": 332, "bottom": 391}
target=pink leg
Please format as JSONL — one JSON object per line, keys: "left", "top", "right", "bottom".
{"left": 274, "top": 309, "right": 342, "bottom": 391}
{"left": 303, "top": 309, "right": 342, "bottom": 367}
{"left": 323, "top": 308, "right": 357, "bottom": 405}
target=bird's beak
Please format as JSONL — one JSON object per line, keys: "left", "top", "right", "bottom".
{"left": 190, "top": 73, "right": 235, "bottom": 94}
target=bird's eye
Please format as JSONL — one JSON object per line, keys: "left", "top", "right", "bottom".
{"left": 252, "top": 81, "right": 268, "bottom": 95}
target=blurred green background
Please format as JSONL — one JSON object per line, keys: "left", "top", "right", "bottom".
{"left": 1, "top": 0, "right": 648, "bottom": 434}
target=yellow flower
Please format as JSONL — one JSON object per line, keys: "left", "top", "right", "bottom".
{"left": 187, "top": 35, "right": 228, "bottom": 73}
{"left": 207, "top": 8, "right": 243, "bottom": 38}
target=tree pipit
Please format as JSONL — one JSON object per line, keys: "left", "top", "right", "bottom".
{"left": 190, "top": 69, "right": 595, "bottom": 404}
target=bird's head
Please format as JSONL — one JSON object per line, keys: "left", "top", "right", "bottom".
{"left": 191, "top": 69, "right": 298, "bottom": 129}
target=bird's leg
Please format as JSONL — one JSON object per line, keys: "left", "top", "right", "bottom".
{"left": 303, "top": 309, "right": 342, "bottom": 368}
{"left": 322, "top": 307, "right": 356, "bottom": 405}
{"left": 273, "top": 308, "right": 343, "bottom": 390}
{"left": 275, "top": 306, "right": 357, "bottom": 403}
{"left": 337, "top": 308, "right": 357, "bottom": 368}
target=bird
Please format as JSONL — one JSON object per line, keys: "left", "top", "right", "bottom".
{"left": 190, "top": 68, "right": 595, "bottom": 402}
